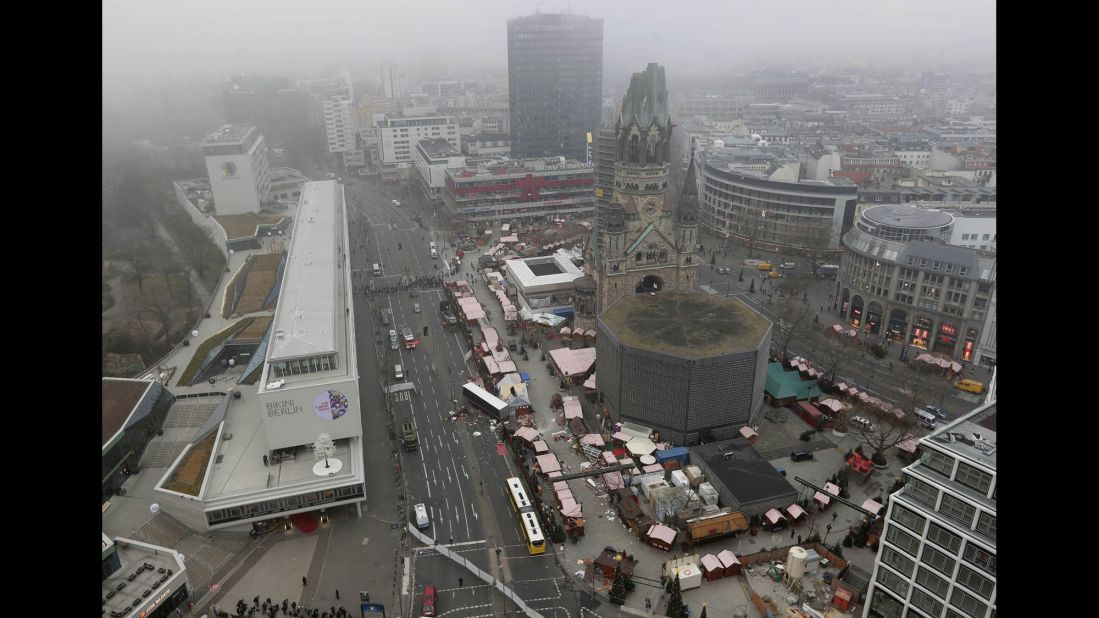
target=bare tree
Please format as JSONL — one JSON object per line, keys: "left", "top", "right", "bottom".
{"left": 893, "top": 360, "right": 954, "bottom": 413}
{"left": 849, "top": 401, "right": 918, "bottom": 465}
{"left": 177, "top": 223, "right": 221, "bottom": 281}
{"left": 771, "top": 287, "right": 815, "bottom": 363}
{"left": 809, "top": 327, "right": 859, "bottom": 384}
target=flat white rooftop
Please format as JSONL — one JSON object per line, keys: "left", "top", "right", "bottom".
{"left": 268, "top": 181, "right": 340, "bottom": 362}
{"left": 505, "top": 254, "right": 584, "bottom": 294}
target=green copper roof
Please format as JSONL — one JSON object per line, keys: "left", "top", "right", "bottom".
{"left": 621, "top": 63, "right": 670, "bottom": 128}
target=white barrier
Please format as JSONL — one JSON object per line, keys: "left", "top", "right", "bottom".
{"left": 406, "top": 524, "right": 544, "bottom": 618}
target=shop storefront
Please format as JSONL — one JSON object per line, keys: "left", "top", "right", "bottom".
{"left": 962, "top": 327, "right": 979, "bottom": 362}
{"left": 910, "top": 316, "right": 933, "bottom": 350}
{"left": 933, "top": 322, "right": 957, "bottom": 356}
{"left": 866, "top": 302, "right": 883, "bottom": 335}
{"left": 886, "top": 308, "right": 908, "bottom": 342}
{"left": 850, "top": 296, "right": 864, "bottom": 328}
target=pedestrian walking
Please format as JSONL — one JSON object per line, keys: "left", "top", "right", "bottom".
{"left": 459, "top": 577, "right": 464, "bottom": 587}
{"left": 336, "top": 590, "right": 340, "bottom": 600}
{"left": 832, "top": 512, "right": 838, "bottom": 522}
{"left": 791, "top": 528, "right": 795, "bottom": 539}
{"left": 303, "top": 575, "right": 308, "bottom": 587}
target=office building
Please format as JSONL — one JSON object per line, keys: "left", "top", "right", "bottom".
{"left": 202, "top": 124, "right": 273, "bottom": 215}
{"left": 375, "top": 114, "right": 460, "bottom": 167}
{"left": 507, "top": 13, "right": 603, "bottom": 160}
{"left": 864, "top": 401, "right": 997, "bottom": 618}
{"left": 414, "top": 138, "right": 466, "bottom": 205}
{"left": 697, "top": 146, "right": 858, "bottom": 257}
{"left": 837, "top": 205, "right": 995, "bottom": 362}
{"left": 102, "top": 533, "right": 190, "bottom": 618}
{"left": 153, "top": 181, "right": 366, "bottom": 532}
{"left": 442, "top": 157, "right": 593, "bottom": 229}
{"left": 381, "top": 63, "right": 402, "bottom": 99}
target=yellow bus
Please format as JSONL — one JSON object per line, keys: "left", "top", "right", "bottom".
{"left": 504, "top": 477, "right": 546, "bottom": 555}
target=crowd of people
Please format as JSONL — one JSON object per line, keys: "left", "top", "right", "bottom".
{"left": 355, "top": 273, "right": 446, "bottom": 296}
{"left": 218, "top": 596, "right": 352, "bottom": 618}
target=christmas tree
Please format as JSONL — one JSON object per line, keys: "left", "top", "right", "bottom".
{"left": 665, "top": 573, "right": 685, "bottom": 618}
{"left": 609, "top": 560, "right": 626, "bottom": 605}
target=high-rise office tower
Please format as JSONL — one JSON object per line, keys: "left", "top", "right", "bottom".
{"left": 381, "top": 63, "right": 402, "bottom": 99}
{"left": 507, "top": 13, "right": 603, "bottom": 160}
{"left": 864, "top": 401, "right": 997, "bottom": 618}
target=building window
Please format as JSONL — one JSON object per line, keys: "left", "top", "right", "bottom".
{"left": 921, "top": 544, "right": 957, "bottom": 577}
{"left": 886, "top": 525, "right": 921, "bottom": 556}
{"left": 923, "top": 449, "right": 956, "bottom": 478}
{"left": 951, "top": 588, "right": 989, "bottom": 617}
{"left": 876, "top": 568, "right": 910, "bottom": 598}
{"left": 926, "top": 522, "right": 962, "bottom": 554}
{"left": 910, "top": 589, "right": 945, "bottom": 617}
{"left": 905, "top": 477, "right": 939, "bottom": 509}
{"left": 868, "top": 589, "right": 904, "bottom": 618}
{"left": 975, "top": 511, "right": 997, "bottom": 540}
{"left": 891, "top": 503, "right": 927, "bottom": 535}
{"left": 916, "top": 566, "right": 951, "bottom": 599}
{"left": 880, "top": 546, "right": 915, "bottom": 577}
{"left": 956, "top": 565, "right": 996, "bottom": 600}
{"left": 955, "top": 462, "right": 993, "bottom": 494}
{"left": 939, "top": 494, "right": 977, "bottom": 527}
{"left": 963, "top": 542, "right": 997, "bottom": 576}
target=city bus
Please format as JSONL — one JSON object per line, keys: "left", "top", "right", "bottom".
{"left": 504, "top": 476, "right": 546, "bottom": 555}
{"left": 462, "top": 382, "right": 509, "bottom": 419}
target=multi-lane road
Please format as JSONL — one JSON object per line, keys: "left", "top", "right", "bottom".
{"left": 344, "top": 178, "right": 597, "bottom": 618}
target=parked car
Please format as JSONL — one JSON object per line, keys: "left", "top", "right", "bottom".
{"left": 791, "top": 450, "right": 814, "bottom": 462}
{"left": 925, "top": 405, "right": 947, "bottom": 420}
{"left": 851, "top": 416, "right": 875, "bottom": 432}
{"left": 414, "top": 302, "right": 421, "bottom": 313}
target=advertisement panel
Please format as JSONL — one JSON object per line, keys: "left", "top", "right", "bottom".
{"left": 258, "top": 378, "right": 362, "bottom": 450}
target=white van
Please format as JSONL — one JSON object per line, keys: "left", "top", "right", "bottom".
{"left": 413, "top": 503, "right": 430, "bottom": 529}
{"left": 429, "top": 241, "right": 438, "bottom": 259}
{"left": 913, "top": 409, "right": 938, "bottom": 430}
{"left": 373, "top": 263, "right": 382, "bottom": 276}
{"left": 394, "top": 364, "right": 404, "bottom": 380}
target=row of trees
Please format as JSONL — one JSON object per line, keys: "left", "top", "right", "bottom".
{"left": 767, "top": 272, "right": 954, "bottom": 464}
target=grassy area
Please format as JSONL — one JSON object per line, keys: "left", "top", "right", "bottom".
{"left": 235, "top": 253, "right": 285, "bottom": 314}
{"left": 176, "top": 318, "right": 253, "bottom": 386}
{"left": 162, "top": 432, "right": 217, "bottom": 496}
{"left": 214, "top": 212, "right": 289, "bottom": 240}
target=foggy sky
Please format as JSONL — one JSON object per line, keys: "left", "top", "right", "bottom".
{"left": 104, "top": 0, "right": 995, "bottom": 97}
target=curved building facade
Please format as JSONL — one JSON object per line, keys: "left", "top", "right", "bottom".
{"left": 837, "top": 205, "right": 995, "bottom": 362}
{"left": 697, "top": 149, "right": 859, "bottom": 257}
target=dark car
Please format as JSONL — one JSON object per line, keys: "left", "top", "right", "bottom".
{"left": 925, "top": 405, "right": 947, "bottom": 420}
{"left": 791, "top": 450, "right": 814, "bottom": 462}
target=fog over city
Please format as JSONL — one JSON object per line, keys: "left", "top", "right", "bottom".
{"left": 104, "top": 0, "right": 995, "bottom": 108}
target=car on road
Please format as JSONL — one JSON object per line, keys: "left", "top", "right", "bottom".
{"left": 413, "top": 302, "right": 421, "bottom": 313}
{"left": 767, "top": 270, "right": 783, "bottom": 278}
{"left": 790, "top": 450, "right": 814, "bottom": 462}
{"left": 394, "top": 364, "right": 404, "bottom": 380}
{"left": 421, "top": 584, "right": 437, "bottom": 617}
{"left": 851, "top": 416, "right": 875, "bottom": 432}
{"left": 954, "top": 378, "right": 985, "bottom": 394}
{"left": 413, "top": 503, "right": 430, "bottom": 529}
{"left": 717, "top": 267, "right": 729, "bottom": 274}
{"left": 925, "top": 404, "right": 947, "bottom": 420}
{"left": 389, "top": 329, "right": 399, "bottom": 350}
{"left": 326, "top": 172, "right": 336, "bottom": 178}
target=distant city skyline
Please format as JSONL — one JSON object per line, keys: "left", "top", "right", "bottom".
{"left": 104, "top": 0, "right": 995, "bottom": 98}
